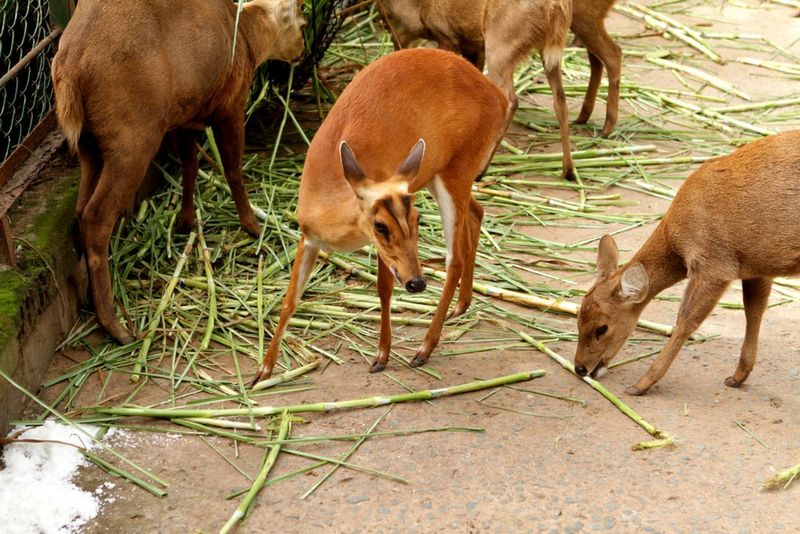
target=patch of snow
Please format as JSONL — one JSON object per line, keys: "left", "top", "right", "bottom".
{"left": 0, "top": 420, "right": 104, "bottom": 533}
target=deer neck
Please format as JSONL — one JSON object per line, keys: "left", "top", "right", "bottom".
{"left": 629, "top": 222, "right": 688, "bottom": 304}
{"left": 239, "top": 2, "right": 280, "bottom": 66}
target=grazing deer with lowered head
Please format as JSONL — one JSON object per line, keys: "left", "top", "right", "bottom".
{"left": 52, "top": 0, "right": 306, "bottom": 345}
{"left": 251, "top": 48, "right": 509, "bottom": 383}
{"left": 574, "top": 130, "right": 800, "bottom": 395}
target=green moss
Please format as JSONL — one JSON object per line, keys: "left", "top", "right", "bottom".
{"left": 0, "top": 270, "right": 26, "bottom": 349}
{"left": 0, "top": 171, "right": 81, "bottom": 348}
{"left": 20, "top": 173, "right": 80, "bottom": 260}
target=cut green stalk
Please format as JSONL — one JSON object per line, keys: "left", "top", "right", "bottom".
{"left": 252, "top": 361, "right": 320, "bottom": 391}
{"left": 220, "top": 411, "right": 291, "bottom": 533}
{"left": 196, "top": 212, "right": 217, "bottom": 351}
{"left": 302, "top": 407, "right": 391, "bottom": 499}
{"left": 90, "top": 371, "right": 546, "bottom": 419}
{"left": 520, "top": 333, "right": 673, "bottom": 450}
{"left": 734, "top": 420, "right": 769, "bottom": 449}
{"left": 132, "top": 233, "right": 197, "bottom": 383}
{"left": 762, "top": 462, "right": 800, "bottom": 490}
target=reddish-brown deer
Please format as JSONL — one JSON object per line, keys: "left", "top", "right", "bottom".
{"left": 574, "top": 130, "right": 800, "bottom": 395}
{"left": 380, "top": 0, "right": 623, "bottom": 175}
{"left": 52, "top": 0, "right": 306, "bottom": 345}
{"left": 251, "top": 48, "right": 509, "bottom": 384}
{"left": 380, "top": 0, "right": 574, "bottom": 180}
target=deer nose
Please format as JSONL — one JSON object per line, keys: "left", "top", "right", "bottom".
{"left": 405, "top": 277, "right": 427, "bottom": 293}
{"left": 575, "top": 365, "right": 588, "bottom": 377}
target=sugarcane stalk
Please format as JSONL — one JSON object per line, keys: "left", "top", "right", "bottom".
{"left": 91, "top": 371, "right": 546, "bottom": 419}
{"left": 301, "top": 408, "right": 391, "bottom": 499}
{"left": 426, "top": 270, "right": 701, "bottom": 340}
{"left": 196, "top": 211, "right": 216, "bottom": 351}
{"left": 646, "top": 56, "right": 750, "bottom": 101}
{"left": 520, "top": 332, "right": 673, "bottom": 450}
{"left": 762, "top": 462, "right": 800, "bottom": 490}
{"left": 252, "top": 361, "right": 320, "bottom": 392}
{"left": 220, "top": 411, "right": 291, "bottom": 533}
{"left": 132, "top": 232, "right": 196, "bottom": 383}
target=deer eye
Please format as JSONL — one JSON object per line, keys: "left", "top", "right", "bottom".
{"left": 595, "top": 325, "right": 608, "bottom": 338}
{"left": 374, "top": 222, "right": 388, "bottom": 235}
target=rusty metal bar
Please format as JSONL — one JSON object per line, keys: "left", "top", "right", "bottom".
{"left": 0, "top": 27, "right": 63, "bottom": 91}
{"left": 0, "top": 215, "right": 15, "bottom": 268}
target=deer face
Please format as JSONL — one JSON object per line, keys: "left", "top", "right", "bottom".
{"left": 574, "top": 235, "right": 650, "bottom": 378}
{"left": 271, "top": 0, "right": 307, "bottom": 64}
{"left": 340, "top": 139, "right": 427, "bottom": 293}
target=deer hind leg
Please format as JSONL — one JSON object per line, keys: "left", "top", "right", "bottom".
{"left": 725, "top": 277, "right": 772, "bottom": 387}
{"left": 574, "top": 51, "right": 603, "bottom": 126}
{"left": 211, "top": 113, "right": 260, "bottom": 238}
{"left": 544, "top": 62, "right": 575, "bottom": 181}
{"left": 252, "top": 237, "right": 320, "bottom": 384}
{"left": 82, "top": 144, "right": 156, "bottom": 345}
{"left": 572, "top": 26, "right": 621, "bottom": 138}
{"left": 411, "top": 176, "right": 470, "bottom": 368}
{"left": 628, "top": 276, "right": 730, "bottom": 395}
{"left": 174, "top": 130, "right": 199, "bottom": 233}
{"left": 450, "top": 196, "right": 484, "bottom": 319}
{"left": 76, "top": 133, "right": 102, "bottom": 225}
{"left": 370, "top": 255, "right": 396, "bottom": 373}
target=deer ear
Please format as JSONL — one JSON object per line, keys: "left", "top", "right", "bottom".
{"left": 619, "top": 262, "right": 649, "bottom": 304}
{"left": 398, "top": 139, "right": 425, "bottom": 185}
{"left": 282, "top": 0, "right": 297, "bottom": 24}
{"left": 595, "top": 235, "right": 619, "bottom": 280}
{"left": 340, "top": 140, "right": 367, "bottom": 183}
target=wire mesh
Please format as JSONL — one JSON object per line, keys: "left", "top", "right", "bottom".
{"left": 1, "top": 0, "right": 57, "bottom": 162}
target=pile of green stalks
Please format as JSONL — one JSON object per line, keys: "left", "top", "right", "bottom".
{"left": 6, "top": 1, "right": 800, "bottom": 527}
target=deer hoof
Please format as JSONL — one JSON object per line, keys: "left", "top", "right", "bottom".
{"left": 409, "top": 356, "right": 427, "bottom": 368}
{"left": 724, "top": 376, "right": 743, "bottom": 388}
{"left": 625, "top": 385, "right": 648, "bottom": 396}
{"left": 562, "top": 167, "right": 577, "bottom": 182}
{"left": 109, "top": 329, "right": 135, "bottom": 346}
{"left": 370, "top": 361, "right": 386, "bottom": 373}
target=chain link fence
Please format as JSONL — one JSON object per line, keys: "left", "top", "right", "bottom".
{"left": 0, "top": 0, "right": 62, "bottom": 163}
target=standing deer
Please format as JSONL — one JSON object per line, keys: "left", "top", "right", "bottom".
{"left": 251, "top": 48, "right": 509, "bottom": 383}
{"left": 380, "top": 0, "right": 575, "bottom": 180}
{"left": 52, "top": 0, "right": 306, "bottom": 345}
{"left": 380, "top": 0, "right": 623, "bottom": 175}
{"left": 573, "top": 130, "right": 800, "bottom": 395}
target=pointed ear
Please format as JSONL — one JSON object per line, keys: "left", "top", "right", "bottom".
{"left": 397, "top": 139, "right": 425, "bottom": 184}
{"left": 340, "top": 140, "right": 368, "bottom": 193}
{"left": 619, "top": 263, "right": 649, "bottom": 304}
{"left": 280, "top": 0, "right": 297, "bottom": 24}
{"left": 595, "top": 234, "right": 619, "bottom": 280}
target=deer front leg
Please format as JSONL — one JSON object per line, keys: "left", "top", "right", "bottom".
{"left": 725, "top": 277, "right": 772, "bottom": 387}
{"left": 370, "top": 256, "right": 395, "bottom": 373}
{"left": 252, "top": 237, "right": 320, "bottom": 385}
{"left": 628, "top": 277, "right": 729, "bottom": 395}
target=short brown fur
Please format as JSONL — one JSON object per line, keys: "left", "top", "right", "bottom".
{"left": 381, "top": 0, "right": 622, "bottom": 178}
{"left": 252, "top": 49, "right": 510, "bottom": 383}
{"left": 574, "top": 130, "right": 800, "bottom": 395}
{"left": 52, "top": 0, "right": 306, "bottom": 345}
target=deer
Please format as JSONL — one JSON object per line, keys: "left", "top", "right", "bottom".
{"left": 573, "top": 130, "right": 800, "bottom": 396}
{"left": 51, "top": 0, "right": 306, "bottom": 345}
{"left": 379, "top": 0, "right": 623, "bottom": 176}
{"left": 379, "top": 0, "right": 574, "bottom": 180}
{"left": 250, "top": 48, "right": 510, "bottom": 384}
